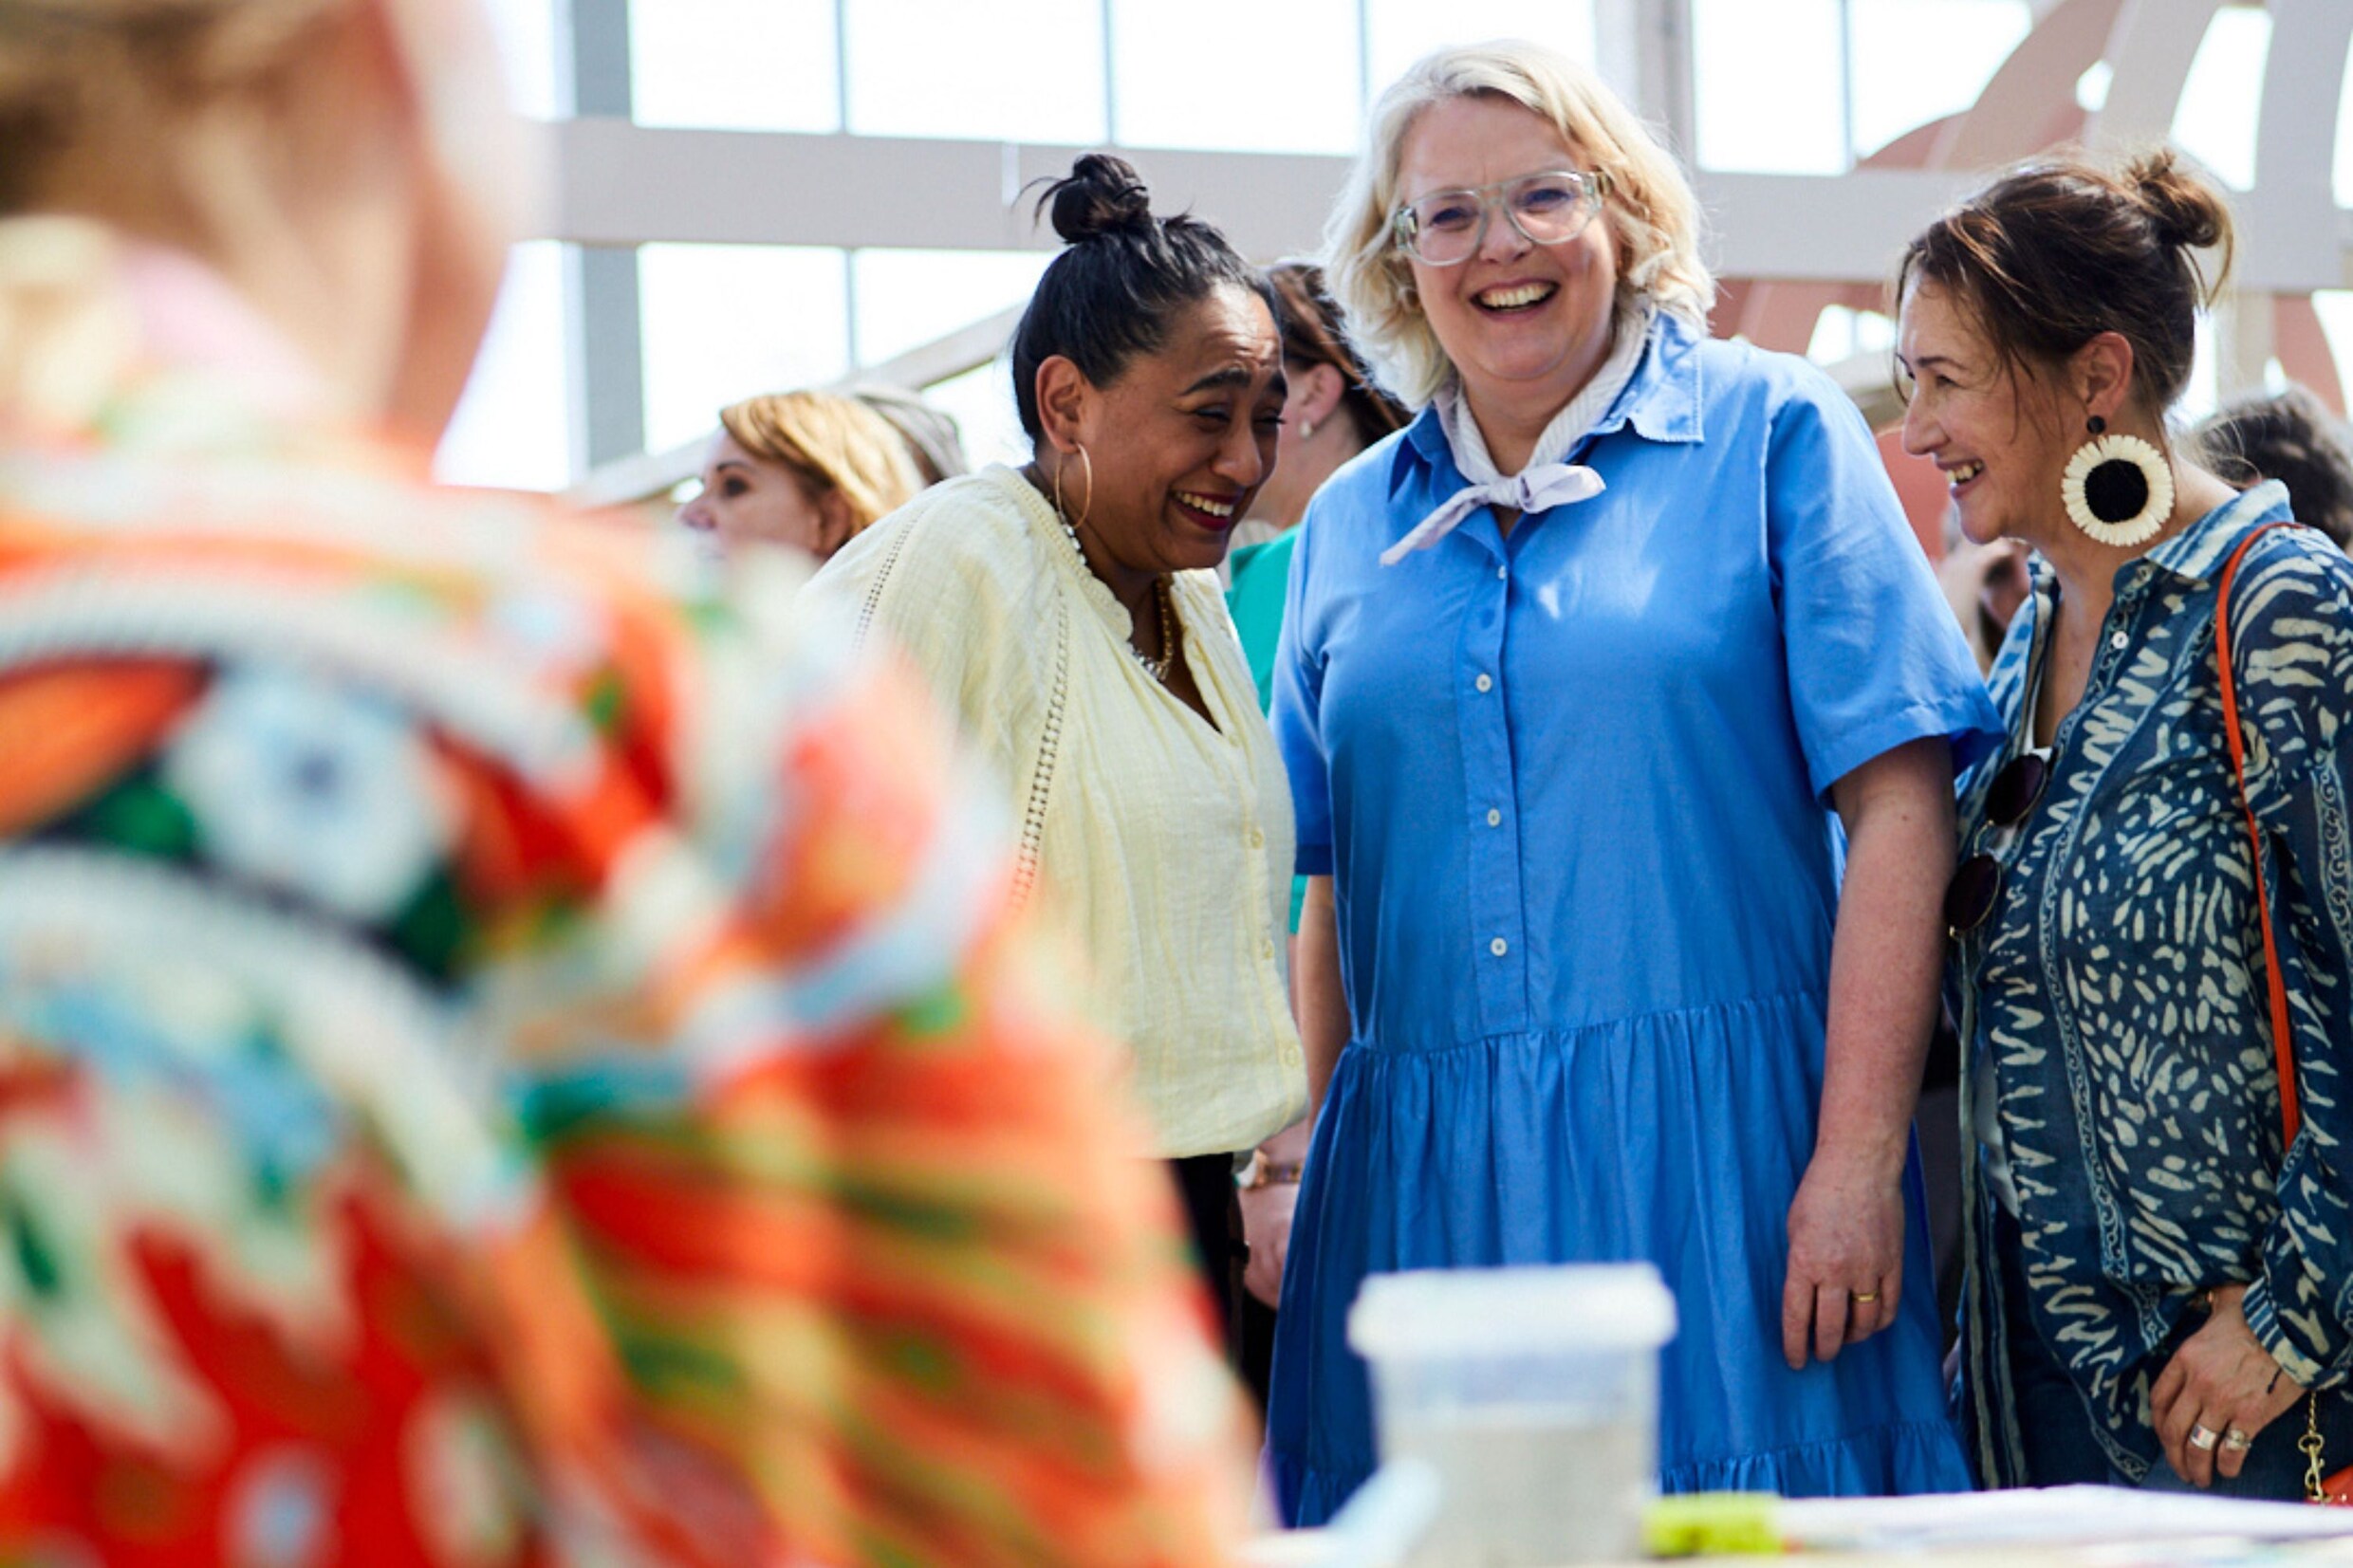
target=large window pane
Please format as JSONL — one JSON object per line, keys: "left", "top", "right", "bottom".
{"left": 437, "top": 243, "right": 570, "bottom": 491}
{"left": 2308, "top": 292, "right": 2353, "bottom": 397}
{"left": 2338, "top": 35, "right": 2353, "bottom": 210}
{"left": 2174, "top": 6, "right": 2269, "bottom": 193}
{"left": 632, "top": 0, "right": 840, "bottom": 132}
{"left": 925, "top": 360, "right": 1030, "bottom": 471}
{"left": 853, "top": 250, "right": 1049, "bottom": 370}
{"left": 1363, "top": 0, "right": 1597, "bottom": 97}
{"left": 1692, "top": 0, "right": 1845, "bottom": 174}
{"left": 845, "top": 0, "right": 1104, "bottom": 143}
{"left": 639, "top": 245, "right": 850, "bottom": 453}
{"left": 1111, "top": 0, "right": 1359, "bottom": 155}
{"left": 482, "top": 0, "right": 560, "bottom": 119}
{"left": 1846, "top": 0, "right": 2029, "bottom": 160}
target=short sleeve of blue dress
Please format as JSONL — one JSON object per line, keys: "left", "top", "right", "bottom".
{"left": 1264, "top": 314, "right": 1996, "bottom": 1526}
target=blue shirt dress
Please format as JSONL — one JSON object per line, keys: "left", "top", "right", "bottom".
{"left": 1266, "top": 312, "right": 1997, "bottom": 1522}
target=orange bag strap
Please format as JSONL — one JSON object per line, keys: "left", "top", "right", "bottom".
{"left": 2215, "top": 521, "right": 2301, "bottom": 1143}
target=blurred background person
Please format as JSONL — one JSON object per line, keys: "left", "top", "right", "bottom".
{"left": 810, "top": 154, "right": 1307, "bottom": 1368}
{"left": 1909, "top": 150, "right": 2353, "bottom": 1499}
{"left": 1226, "top": 261, "right": 1408, "bottom": 702}
{"left": 1267, "top": 41, "right": 1995, "bottom": 1524}
{"left": 675, "top": 388, "right": 920, "bottom": 559}
{"left": 1229, "top": 261, "right": 1410, "bottom": 555}
{"left": 853, "top": 379, "right": 972, "bottom": 487}
{"left": 1222, "top": 259, "right": 1405, "bottom": 1404}
{"left": 2196, "top": 383, "right": 2353, "bottom": 552}
{"left": 1937, "top": 518, "right": 2034, "bottom": 674}
{"left": 0, "top": 1, "right": 1254, "bottom": 1560}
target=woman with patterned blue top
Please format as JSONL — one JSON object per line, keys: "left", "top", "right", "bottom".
{"left": 1903, "top": 150, "right": 2353, "bottom": 1499}
{"left": 1264, "top": 41, "right": 1998, "bottom": 1522}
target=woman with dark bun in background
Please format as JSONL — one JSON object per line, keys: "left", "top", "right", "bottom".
{"left": 810, "top": 155, "right": 1307, "bottom": 1354}
{"left": 1903, "top": 149, "right": 2353, "bottom": 1496}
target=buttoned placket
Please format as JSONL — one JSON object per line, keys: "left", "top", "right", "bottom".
{"left": 1456, "top": 519, "right": 1529, "bottom": 1034}
{"left": 2017, "top": 563, "right": 2170, "bottom": 1300}
{"left": 1182, "top": 590, "right": 1303, "bottom": 1084}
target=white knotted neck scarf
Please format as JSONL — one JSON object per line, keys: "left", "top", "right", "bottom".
{"left": 1380, "top": 304, "right": 1654, "bottom": 567}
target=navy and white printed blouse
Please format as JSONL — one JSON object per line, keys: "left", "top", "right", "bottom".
{"left": 1950, "top": 481, "right": 2353, "bottom": 1486}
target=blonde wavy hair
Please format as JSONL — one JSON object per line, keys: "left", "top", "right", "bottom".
{"left": 720, "top": 391, "right": 923, "bottom": 538}
{"left": 0, "top": 0, "right": 343, "bottom": 211}
{"left": 0, "top": 0, "right": 344, "bottom": 428}
{"left": 1326, "top": 40, "right": 1714, "bottom": 409}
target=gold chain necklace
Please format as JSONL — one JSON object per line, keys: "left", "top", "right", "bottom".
{"left": 1051, "top": 503, "right": 1176, "bottom": 686}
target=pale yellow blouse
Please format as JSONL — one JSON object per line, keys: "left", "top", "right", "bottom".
{"left": 808, "top": 465, "right": 1306, "bottom": 1158}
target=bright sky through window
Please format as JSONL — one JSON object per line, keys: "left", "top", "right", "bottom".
{"left": 435, "top": 0, "right": 2353, "bottom": 491}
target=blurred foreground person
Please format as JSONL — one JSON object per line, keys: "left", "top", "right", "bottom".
{"left": 2196, "top": 383, "right": 2353, "bottom": 551}
{"left": 1904, "top": 150, "right": 2353, "bottom": 1497}
{"left": 676, "top": 389, "right": 920, "bottom": 560}
{"left": 0, "top": 1, "right": 1251, "bottom": 1562}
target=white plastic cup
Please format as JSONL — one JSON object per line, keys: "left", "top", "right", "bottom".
{"left": 1347, "top": 1264, "right": 1677, "bottom": 1567}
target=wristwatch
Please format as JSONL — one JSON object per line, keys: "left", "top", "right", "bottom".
{"left": 1236, "top": 1150, "right": 1306, "bottom": 1190}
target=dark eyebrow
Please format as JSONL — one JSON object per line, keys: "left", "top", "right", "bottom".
{"left": 1181, "top": 365, "right": 1260, "bottom": 396}
{"left": 713, "top": 460, "right": 755, "bottom": 474}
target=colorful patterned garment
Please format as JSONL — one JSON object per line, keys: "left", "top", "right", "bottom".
{"left": 0, "top": 222, "right": 1251, "bottom": 1566}
{"left": 1950, "top": 482, "right": 2353, "bottom": 1488}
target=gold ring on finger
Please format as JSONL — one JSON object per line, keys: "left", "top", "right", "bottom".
{"left": 1852, "top": 1290, "right": 1881, "bottom": 1303}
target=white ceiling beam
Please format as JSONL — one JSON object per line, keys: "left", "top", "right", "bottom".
{"left": 534, "top": 121, "right": 2030, "bottom": 285}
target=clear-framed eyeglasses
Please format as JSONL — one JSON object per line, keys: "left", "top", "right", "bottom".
{"left": 1390, "top": 169, "right": 1610, "bottom": 267}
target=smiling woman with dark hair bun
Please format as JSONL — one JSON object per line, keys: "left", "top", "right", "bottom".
{"left": 807, "top": 153, "right": 1307, "bottom": 1352}
{"left": 1904, "top": 147, "right": 2353, "bottom": 1501}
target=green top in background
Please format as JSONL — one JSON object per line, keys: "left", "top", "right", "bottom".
{"left": 1225, "top": 529, "right": 1305, "bottom": 932}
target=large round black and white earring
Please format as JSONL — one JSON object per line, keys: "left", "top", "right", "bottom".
{"left": 2061, "top": 415, "right": 2174, "bottom": 547}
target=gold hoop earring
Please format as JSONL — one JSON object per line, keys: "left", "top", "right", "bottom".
{"left": 1049, "top": 445, "right": 1096, "bottom": 533}
{"left": 1071, "top": 444, "right": 1095, "bottom": 532}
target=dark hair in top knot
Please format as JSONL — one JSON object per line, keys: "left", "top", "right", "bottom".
{"left": 1896, "top": 144, "right": 2235, "bottom": 415}
{"left": 2125, "top": 147, "right": 2231, "bottom": 254}
{"left": 1010, "top": 154, "right": 1279, "bottom": 442}
{"left": 1044, "top": 153, "right": 1155, "bottom": 244}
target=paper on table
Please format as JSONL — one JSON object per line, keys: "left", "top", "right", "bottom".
{"left": 1779, "top": 1486, "right": 2353, "bottom": 1551}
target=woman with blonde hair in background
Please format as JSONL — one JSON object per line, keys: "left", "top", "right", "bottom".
{"left": 1266, "top": 41, "right": 1996, "bottom": 1522}
{"left": 0, "top": 0, "right": 1254, "bottom": 1560}
{"left": 676, "top": 388, "right": 921, "bottom": 560}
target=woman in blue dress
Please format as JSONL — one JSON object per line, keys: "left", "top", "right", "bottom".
{"left": 1265, "top": 41, "right": 2000, "bottom": 1522}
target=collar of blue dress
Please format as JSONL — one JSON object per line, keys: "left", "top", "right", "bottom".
{"left": 1389, "top": 307, "right": 1706, "bottom": 501}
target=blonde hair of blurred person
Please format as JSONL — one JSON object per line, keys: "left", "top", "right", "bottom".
{"left": 676, "top": 390, "right": 920, "bottom": 560}
{"left": 0, "top": 0, "right": 519, "bottom": 445}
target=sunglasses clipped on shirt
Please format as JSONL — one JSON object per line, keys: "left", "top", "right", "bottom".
{"left": 1943, "top": 747, "right": 2053, "bottom": 940}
